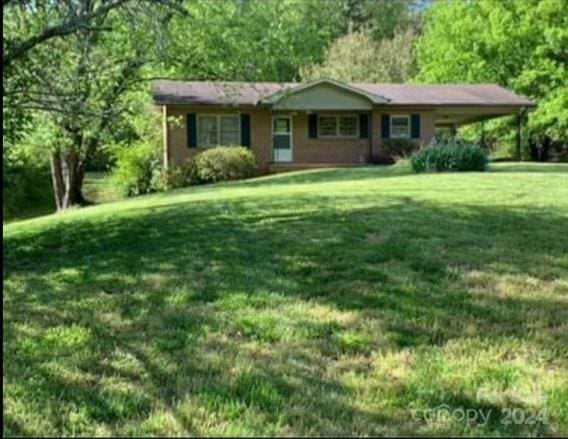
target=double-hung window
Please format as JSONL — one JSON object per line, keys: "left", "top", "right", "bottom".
{"left": 197, "top": 115, "right": 240, "bottom": 147}
{"left": 390, "top": 115, "right": 410, "bottom": 139}
{"left": 317, "top": 115, "right": 359, "bottom": 138}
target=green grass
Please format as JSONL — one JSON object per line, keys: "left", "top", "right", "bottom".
{"left": 4, "top": 162, "right": 568, "bottom": 436}
{"left": 82, "top": 171, "right": 123, "bottom": 205}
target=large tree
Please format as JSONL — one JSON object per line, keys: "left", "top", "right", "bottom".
{"left": 415, "top": 0, "right": 567, "bottom": 160}
{"left": 4, "top": 1, "right": 180, "bottom": 210}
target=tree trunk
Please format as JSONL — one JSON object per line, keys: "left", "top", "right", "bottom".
{"left": 50, "top": 149, "right": 86, "bottom": 211}
{"left": 540, "top": 136, "right": 551, "bottom": 162}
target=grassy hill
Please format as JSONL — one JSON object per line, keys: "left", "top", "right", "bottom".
{"left": 4, "top": 162, "right": 568, "bottom": 436}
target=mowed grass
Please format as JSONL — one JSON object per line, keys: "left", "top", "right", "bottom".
{"left": 3, "top": 162, "right": 568, "bottom": 437}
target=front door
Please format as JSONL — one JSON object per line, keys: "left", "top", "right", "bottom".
{"left": 272, "top": 116, "right": 293, "bottom": 162}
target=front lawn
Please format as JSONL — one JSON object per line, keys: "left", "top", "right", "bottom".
{"left": 3, "top": 162, "right": 568, "bottom": 436}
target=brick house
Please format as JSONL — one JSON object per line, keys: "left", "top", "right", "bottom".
{"left": 152, "top": 78, "right": 533, "bottom": 172}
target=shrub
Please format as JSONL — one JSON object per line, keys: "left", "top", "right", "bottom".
{"left": 382, "top": 138, "right": 419, "bottom": 161}
{"left": 151, "top": 163, "right": 192, "bottom": 191}
{"left": 3, "top": 160, "right": 54, "bottom": 219}
{"left": 410, "top": 141, "right": 489, "bottom": 173}
{"left": 109, "top": 141, "right": 161, "bottom": 196}
{"left": 3, "top": 139, "right": 54, "bottom": 220}
{"left": 189, "top": 146, "right": 257, "bottom": 184}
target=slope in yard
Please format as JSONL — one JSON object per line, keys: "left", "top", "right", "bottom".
{"left": 3, "top": 163, "right": 568, "bottom": 436}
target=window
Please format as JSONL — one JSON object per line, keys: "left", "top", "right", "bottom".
{"left": 317, "top": 115, "right": 358, "bottom": 138}
{"left": 197, "top": 115, "right": 240, "bottom": 147}
{"left": 390, "top": 116, "right": 410, "bottom": 138}
{"left": 274, "top": 118, "right": 290, "bottom": 133}
{"left": 318, "top": 116, "right": 337, "bottom": 137}
{"left": 220, "top": 116, "right": 240, "bottom": 145}
{"left": 339, "top": 116, "right": 358, "bottom": 137}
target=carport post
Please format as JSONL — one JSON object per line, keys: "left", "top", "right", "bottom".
{"left": 516, "top": 108, "right": 524, "bottom": 161}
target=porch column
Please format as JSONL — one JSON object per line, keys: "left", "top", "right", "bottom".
{"left": 516, "top": 111, "right": 522, "bottom": 161}
{"left": 162, "top": 105, "right": 169, "bottom": 169}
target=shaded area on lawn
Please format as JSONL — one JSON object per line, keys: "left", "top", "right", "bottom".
{"left": 4, "top": 178, "right": 567, "bottom": 436}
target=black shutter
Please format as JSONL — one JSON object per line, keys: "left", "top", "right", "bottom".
{"left": 187, "top": 113, "right": 197, "bottom": 148}
{"left": 308, "top": 113, "right": 318, "bottom": 138}
{"left": 381, "top": 114, "right": 390, "bottom": 139}
{"left": 240, "top": 114, "right": 251, "bottom": 147}
{"left": 359, "top": 113, "right": 369, "bottom": 138}
{"left": 411, "top": 114, "right": 421, "bottom": 139}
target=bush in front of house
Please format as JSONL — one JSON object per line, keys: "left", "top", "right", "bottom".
{"left": 189, "top": 146, "right": 257, "bottom": 184}
{"left": 382, "top": 138, "right": 420, "bottom": 161}
{"left": 151, "top": 162, "right": 192, "bottom": 191}
{"left": 109, "top": 141, "right": 162, "bottom": 196}
{"left": 410, "top": 140, "right": 489, "bottom": 173}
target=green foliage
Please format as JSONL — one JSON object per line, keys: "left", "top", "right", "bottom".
{"left": 301, "top": 27, "right": 416, "bottom": 82}
{"left": 163, "top": 0, "right": 346, "bottom": 82}
{"left": 150, "top": 163, "right": 192, "bottom": 192}
{"left": 109, "top": 141, "right": 162, "bottom": 197}
{"left": 190, "top": 146, "right": 258, "bottom": 185}
{"left": 410, "top": 141, "right": 489, "bottom": 173}
{"left": 3, "top": 154, "right": 54, "bottom": 221}
{"left": 2, "top": 116, "right": 61, "bottom": 219}
{"left": 415, "top": 0, "right": 568, "bottom": 153}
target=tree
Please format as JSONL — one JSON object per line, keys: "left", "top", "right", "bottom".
{"left": 301, "top": 27, "right": 417, "bottom": 83}
{"left": 415, "top": 0, "right": 568, "bottom": 160}
{"left": 3, "top": 0, "right": 132, "bottom": 69}
{"left": 3, "top": 0, "right": 183, "bottom": 149}
{"left": 4, "top": 1, "right": 179, "bottom": 210}
{"left": 161, "top": 0, "right": 346, "bottom": 82}
{"left": 338, "top": 0, "right": 416, "bottom": 39}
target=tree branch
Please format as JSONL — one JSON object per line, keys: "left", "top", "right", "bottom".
{"left": 3, "top": 0, "right": 186, "bottom": 68}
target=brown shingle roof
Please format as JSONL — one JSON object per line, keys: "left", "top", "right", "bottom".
{"left": 355, "top": 83, "right": 533, "bottom": 106}
{"left": 152, "top": 80, "right": 533, "bottom": 107}
{"left": 152, "top": 80, "right": 294, "bottom": 106}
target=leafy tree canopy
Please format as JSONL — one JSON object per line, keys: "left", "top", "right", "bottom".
{"left": 415, "top": 0, "right": 567, "bottom": 151}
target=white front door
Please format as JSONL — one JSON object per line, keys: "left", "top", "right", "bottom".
{"left": 272, "top": 116, "right": 293, "bottom": 162}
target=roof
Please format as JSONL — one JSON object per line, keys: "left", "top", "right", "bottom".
{"left": 152, "top": 79, "right": 534, "bottom": 107}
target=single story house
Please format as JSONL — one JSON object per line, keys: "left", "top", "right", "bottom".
{"left": 152, "top": 78, "right": 533, "bottom": 171}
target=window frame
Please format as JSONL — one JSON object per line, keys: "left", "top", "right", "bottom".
{"left": 317, "top": 114, "right": 359, "bottom": 139}
{"left": 390, "top": 115, "right": 411, "bottom": 139}
{"left": 196, "top": 114, "right": 241, "bottom": 148}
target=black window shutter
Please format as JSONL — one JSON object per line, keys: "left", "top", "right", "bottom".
{"left": 359, "top": 114, "right": 369, "bottom": 138}
{"left": 411, "top": 114, "right": 421, "bottom": 139}
{"left": 187, "top": 113, "right": 197, "bottom": 148}
{"left": 381, "top": 114, "right": 390, "bottom": 139}
{"left": 308, "top": 113, "right": 318, "bottom": 138}
{"left": 240, "top": 114, "right": 251, "bottom": 147}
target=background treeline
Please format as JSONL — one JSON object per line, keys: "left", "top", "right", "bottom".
{"left": 3, "top": 0, "right": 567, "bottom": 218}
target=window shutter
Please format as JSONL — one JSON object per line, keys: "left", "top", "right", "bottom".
{"left": 308, "top": 113, "right": 318, "bottom": 138}
{"left": 240, "top": 114, "right": 251, "bottom": 147}
{"left": 359, "top": 114, "right": 369, "bottom": 138}
{"left": 187, "top": 113, "right": 197, "bottom": 148}
{"left": 381, "top": 114, "right": 390, "bottom": 139}
{"left": 411, "top": 114, "right": 421, "bottom": 139}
